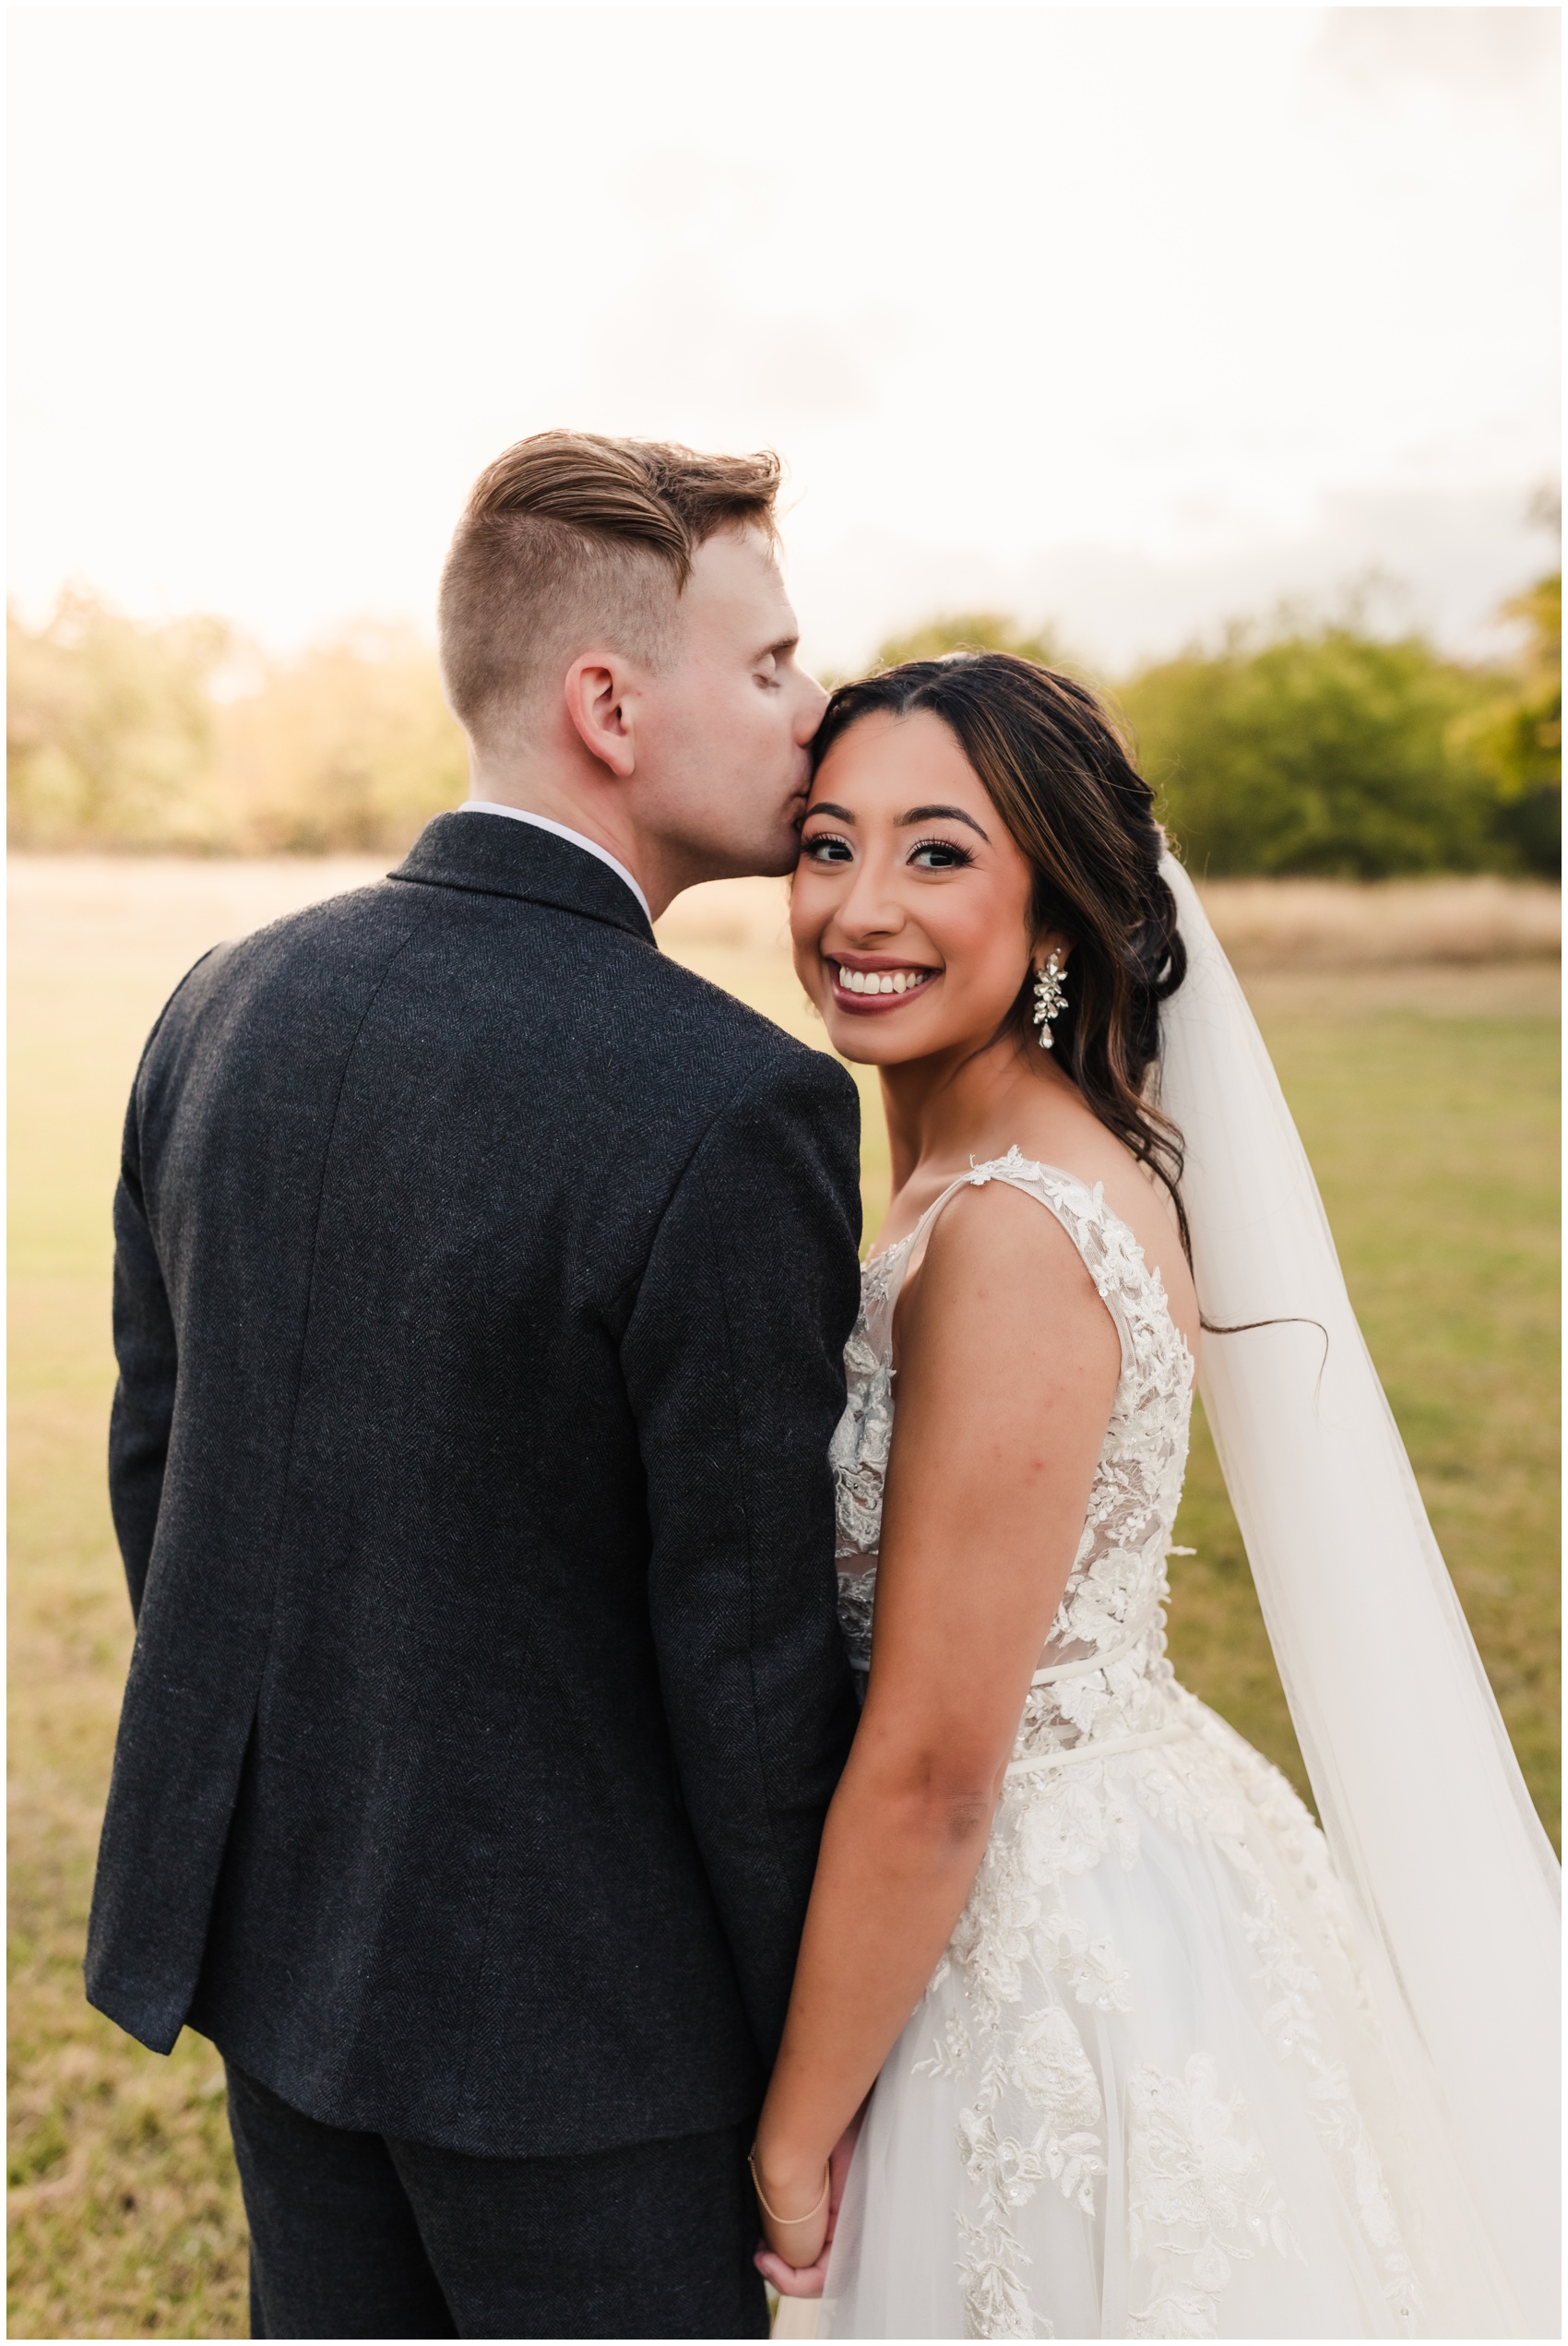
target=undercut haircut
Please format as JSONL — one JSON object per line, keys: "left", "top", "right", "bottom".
{"left": 438, "top": 431, "right": 782, "bottom": 744}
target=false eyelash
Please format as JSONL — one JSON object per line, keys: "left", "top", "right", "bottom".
{"left": 908, "top": 835, "right": 976, "bottom": 867}
{"left": 802, "top": 830, "right": 854, "bottom": 857}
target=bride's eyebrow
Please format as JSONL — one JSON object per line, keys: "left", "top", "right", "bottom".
{"left": 897, "top": 803, "right": 991, "bottom": 841}
{"left": 803, "top": 802, "right": 856, "bottom": 823}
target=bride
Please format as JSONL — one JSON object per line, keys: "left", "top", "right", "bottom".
{"left": 750, "top": 652, "right": 1559, "bottom": 2339}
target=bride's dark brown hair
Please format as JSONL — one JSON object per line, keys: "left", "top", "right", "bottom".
{"left": 810, "top": 650, "right": 1194, "bottom": 1252}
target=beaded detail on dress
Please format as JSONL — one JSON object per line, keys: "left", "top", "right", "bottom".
{"left": 830, "top": 1146, "right": 1194, "bottom": 1759}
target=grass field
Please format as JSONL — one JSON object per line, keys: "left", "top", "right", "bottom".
{"left": 9, "top": 857, "right": 1560, "bottom": 2340}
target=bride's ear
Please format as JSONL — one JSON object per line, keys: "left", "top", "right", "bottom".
{"left": 563, "top": 651, "right": 642, "bottom": 780}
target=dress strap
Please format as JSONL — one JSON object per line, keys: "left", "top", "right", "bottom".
{"left": 976, "top": 1152, "right": 1146, "bottom": 1378}
{"left": 867, "top": 1168, "right": 992, "bottom": 1319}
{"left": 902, "top": 1167, "right": 986, "bottom": 1265}
{"left": 874, "top": 1152, "right": 1154, "bottom": 1387}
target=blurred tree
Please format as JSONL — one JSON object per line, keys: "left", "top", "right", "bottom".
{"left": 1450, "top": 572, "right": 1561, "bottom": 877}
{"left": 217, "top": 625, "right": 468, "bottom": 853}
{"left": 873, "top": 612, "right": 1066, "bottom": 671}
{"left": 1119, "top": 621, "right": 1507, "bottom": 878}
{"left": 8, "top": 601, "right": 468, "bottom": 853}
{"left": 7, "top": 591, "right": 232, "bottom": 849}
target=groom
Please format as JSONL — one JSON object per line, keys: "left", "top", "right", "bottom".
{"left": 86, "top": 433, "right": 862, "bottom": 2337}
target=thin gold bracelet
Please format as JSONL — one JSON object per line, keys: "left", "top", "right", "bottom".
{"left": 748, "top": 2147, "right": 830, "bottom": 2226}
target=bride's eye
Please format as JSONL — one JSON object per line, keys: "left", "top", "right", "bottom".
{"left": 802, "top": 832, "right": 854, "bottom": 864}
{"left": 908, "top": 836, "right": 975, "bottom": 871}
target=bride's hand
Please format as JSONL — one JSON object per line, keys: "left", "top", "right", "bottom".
{"left": 755, "top": 2239, "right": 832, "bottom": 2300}
{"left": 752, "top": 2115, "right": 862, "bottom": 2299}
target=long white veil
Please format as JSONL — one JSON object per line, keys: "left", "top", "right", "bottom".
{"left": 1158, "top": 856, "right": 1560, "bottom": 2337}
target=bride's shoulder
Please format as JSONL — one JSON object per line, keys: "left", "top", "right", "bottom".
{"left": 895, "top": 1172, "right": 1122, "bottom": 1403}
{"left": 958, "top": 1116, "right": 1200, "bottom": 1346}
{"left": 908, "top": 1164, "right": 1109, "bottom": 1319}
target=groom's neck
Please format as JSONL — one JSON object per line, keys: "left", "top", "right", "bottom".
{"left": 463, "top": 743, "right": 706, "bottom": 921}
{"left": 466, "top": 768, "right": 647, "bottom": 893}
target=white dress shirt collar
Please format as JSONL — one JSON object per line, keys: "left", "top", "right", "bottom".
{"left": 457, "top": 802, "right": 652, "bottom": 925}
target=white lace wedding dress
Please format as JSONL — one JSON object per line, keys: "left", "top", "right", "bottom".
{"left": 819, "top": 1150, "right": 1433, "bottom": 2340}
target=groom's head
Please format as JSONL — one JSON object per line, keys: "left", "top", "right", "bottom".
{"left": 438, "top": 432, "right": 826, "bottom": 896}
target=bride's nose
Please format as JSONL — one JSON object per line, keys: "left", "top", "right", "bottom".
{"left": 834, "top": 851, "right": 906, "bottom": 942}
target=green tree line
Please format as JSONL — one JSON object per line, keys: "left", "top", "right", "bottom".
{"left": 8, "top": 574, "right": 1561, "bottom": 875}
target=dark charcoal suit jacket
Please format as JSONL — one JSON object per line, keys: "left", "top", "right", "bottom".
{"left": 86, "top": 810, "right": 862, "bottom": 2158}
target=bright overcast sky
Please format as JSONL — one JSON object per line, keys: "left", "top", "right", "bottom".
{"left": 8, "top": 6, "right": 1560, "bottom": 671}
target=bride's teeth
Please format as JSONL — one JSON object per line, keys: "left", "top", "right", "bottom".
{"left": 835, "top": 965, "right": 932, "bottom": 994}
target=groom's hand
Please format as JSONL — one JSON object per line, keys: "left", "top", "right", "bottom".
{"left": 753, "top": 2111, "right": 863, "bottom": 2301}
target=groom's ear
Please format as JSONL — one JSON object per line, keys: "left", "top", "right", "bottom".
{"left": 563, "top": 651, "right": 641, "bottom": 780}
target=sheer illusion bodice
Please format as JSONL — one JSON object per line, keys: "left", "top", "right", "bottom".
{"left": 832, "top": 1148, "right": 1193, "bottom": 1764}
{"left": 821, "top": 1150, "right": 1431, "bottom": 2341}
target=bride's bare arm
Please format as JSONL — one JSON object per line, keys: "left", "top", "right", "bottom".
{"left": 752, "top": 1181, "right": 1121, "bottom": 2275}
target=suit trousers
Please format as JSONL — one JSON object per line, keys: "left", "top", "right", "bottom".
{"left": 223, "top": 2061, "right": 770, "bottom": 2340}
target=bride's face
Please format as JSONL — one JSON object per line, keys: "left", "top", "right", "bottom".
{"left": 791, "top": 708, "right": 1042, "bottom": 1067}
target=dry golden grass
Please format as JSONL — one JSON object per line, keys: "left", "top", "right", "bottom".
{"left": 1197, "top": 875, "right": 1561, "bottom": 968}
{"left": 9, "top": 855, "right": 1559, "bottom": 2339}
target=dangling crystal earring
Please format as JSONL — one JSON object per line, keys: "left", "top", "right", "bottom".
{"left": 1032, "top": 951, "right": 1068, "bottom": 1049}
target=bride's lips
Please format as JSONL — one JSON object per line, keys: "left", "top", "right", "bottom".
{"left": 826, "top": 956, "right": 940, "bottom": 1015}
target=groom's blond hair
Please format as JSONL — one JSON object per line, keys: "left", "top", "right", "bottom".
{"left": 438, "top": 431, "right": 782, "bottom": 744}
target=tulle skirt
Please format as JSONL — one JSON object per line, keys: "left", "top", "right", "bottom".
{"left": 818, "top": 1692, "right": 1471, "bottom": 2340}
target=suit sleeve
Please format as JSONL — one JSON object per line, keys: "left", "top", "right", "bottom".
{"left": 621, "top": 1046, "right": 864, "bottom": 2067}
{"left": 108, "top": 1084, "right": 178, "bottom": 1625}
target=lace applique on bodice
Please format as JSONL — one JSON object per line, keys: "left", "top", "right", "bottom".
{"left": 830, "top": 1147, "right": 1194, "bottom": 1764}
